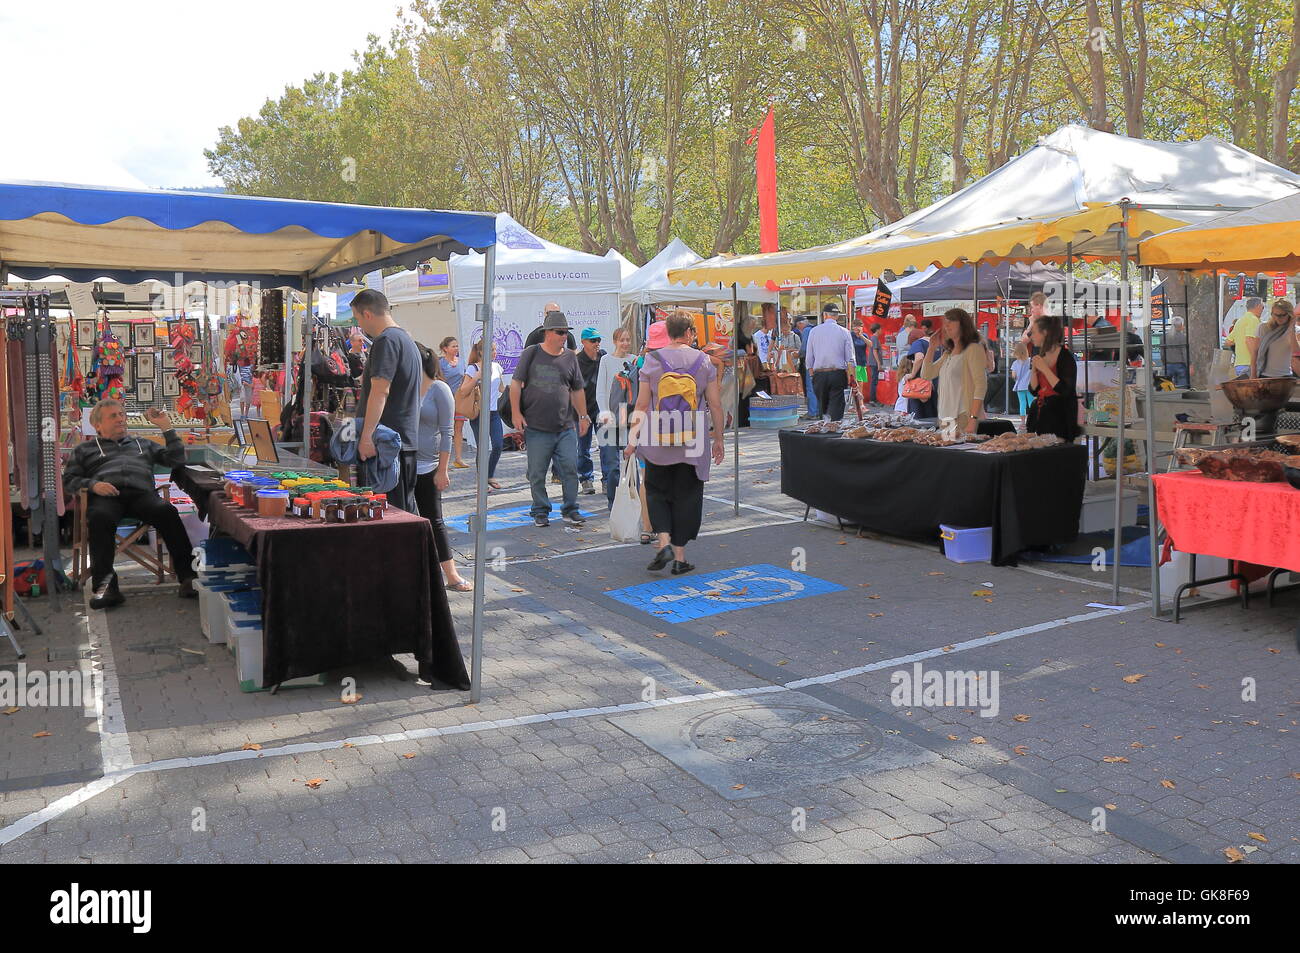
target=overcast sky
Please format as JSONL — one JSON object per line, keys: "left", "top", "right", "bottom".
{"left": 0, "top": 1, "right": 405, "bottom": 189}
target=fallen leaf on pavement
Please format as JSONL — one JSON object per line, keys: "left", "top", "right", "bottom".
{"left": 1013, "top": 745, "right": 1029, "bottom": 756}
{"left": 868, "top": 594, "right": 881, "bottom": 599}
{"left": 241, "top": 743, "right": 262, "bottom": 751}
{"left": 402, "top": 753, "right": 416, "bottom": 759}
{"left": 341, "top": 695, "right": 362, "bottom": 704}
{"left": 1154, "top": 642, "right": 1166, "bottom": 648}
{"left": 2, "top": 707, "right": 18, "bottom": 715}
{"left": 731, "top": 784, "right": 745, "bottom": 790}
{"left": 868, "top": 613, "right": 884, "bottom": 618}
{"left": 1122, "top": 674, "right": 1146, "bottom": 684}
{"left": 1101, "top": 756, "right": 1129, "bottom": 763}
{"left": 970, "top": 736, "right": 987, "bottom": 744}
{"left": 653, "top": 632, "right": 667, "bottom": 638}
{"left": 304, "top": 778, "right": 326, "bottom": 789}
{"left": 1105, "top": 803, "right": 1118, "bottom": 810}
{"left": 714, "top": 630, "right": 729, "bottom": 637}
{"left": 723, "top": 737, "right": 737, "bottom": 743}
{"left": 1248, "top": 832, "right": 1268, "bottom": 843}
{"left": 1223, "top": 846, "right": 1245, "bottom": 863}
{"left": 342, "top": 742, "right": 356, "bottom": 748}
{"left": 1160, "top": 779, "right": 1175, "bottom": 789}
{"left": 947, "top": 734, "right": 960, "bottom": 741}
{"left": 927, "top": 571, "right": 945, "bottom": 576}
{"left": 32, "top": 731, "right": 51, "bottom": 738}
{"left": 972, "top": 589, "right": 993, "bottom": 597}
{"left": 1131, "top": 742, "right": 1146, "bottom": 749}
{"left": 1012, "top": 714, "right": 1031, "bottom": 723}
{"left": 1267, "top": 647, "right": 1280, "bottom": 654}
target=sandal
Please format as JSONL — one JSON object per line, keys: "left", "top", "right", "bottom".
{"left": 451, "top": 461, "right": 470, "bottom": 469}
{"left": 445, "top": 579, "right": 474, "bottom": 592}
{"left": 640, "top": 533, "right": 654, "bottom": 545}
{"left": 487, "top": 479, "right": 502, "bottom": 490}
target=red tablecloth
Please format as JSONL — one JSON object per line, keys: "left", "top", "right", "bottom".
{"left": 1153, "top": 471, "right": 1300, "bottom": 573}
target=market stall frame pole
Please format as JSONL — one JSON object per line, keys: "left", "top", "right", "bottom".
{"left": 732, "top": 283, "right": 740, "bottom": 517}
{"left": 1141, "top": 263, "right": 1161, "bottom": 617}
{"left": 282, "top": 283, "right": 294, "bottom": 417}
{"left": 301, "top": 281, "right": 315, "bottom": 453}
{"left": 1111, "top": 203, "right": 1130, "bottom": 605}
{"left": 469, "top": 244, "right": 497, "bottom": 704}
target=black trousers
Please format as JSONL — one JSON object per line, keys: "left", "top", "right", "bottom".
{"left": 388, "top": 450, "right": 420, "bottom": 514}
{"left": 87, "top": 488, "right": 195, "bottom": 586}
{"left": 812, "top": 369, "right": 849, "bottom": 421}
{"left": 413, "top": 469, "right": 453, "bottom": 563}
{"left": 644, "top": 461, "right": 705, "bottom": 547}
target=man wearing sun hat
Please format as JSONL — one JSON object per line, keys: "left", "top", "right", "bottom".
{"left": 575, "top": 327, "right": 606, "bottom": 494}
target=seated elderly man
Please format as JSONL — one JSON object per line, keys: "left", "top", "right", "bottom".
{"left": 64, "top": 400, "right": 198, "bottom": 609}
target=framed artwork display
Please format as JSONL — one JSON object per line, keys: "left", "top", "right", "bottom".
{"left": 136, "top": 381, "right": 154, "bottom": 404}
{"left": 133, "top": 322, "right": 156, "bottom": 348}
{"left": 162, "top": 372, "right": 180, "bottom": 398}
{"left": 161, "top": 348, "right": 177, "bottom": 370}
{"left": 110, "top": 322, "right": 131, "bottom": 343}
{"left": 136, "top": 352, "right": 156, "bottom": 379}
{"left": 121, "top": 356, "right": 134, "bottom": 390}
{"left": 247, "top": 417, "right": 279, "bottom": 463}
{"left": 76, "top": 319, "right": 97, "bottom": 347}
{"left": 77, "top": 349, "right": 94, "bottom": 376}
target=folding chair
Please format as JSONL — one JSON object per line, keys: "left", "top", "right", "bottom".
{"left": 70, "top": 486, "right": 175, "bottom": 586}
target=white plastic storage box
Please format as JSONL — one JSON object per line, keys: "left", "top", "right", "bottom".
{"left": 195, "top": 537, "right": 254, "bottom": 574}
{"left": 227, "top": 616, "right": 264, "bottom": 692}
{"left": 940, "top": 524, "right": 992, "bottom": 564}
{"left": 214, "top": 588, "right": 261, "bottom": 649}
{"left": 197, "top": 577, "right": 256, "bottom": 643}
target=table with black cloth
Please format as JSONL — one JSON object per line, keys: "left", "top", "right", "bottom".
{"left": 205, "top": 492, "right": 469, "bottom": 689}
{"left": 171, "top": 465, "right": 226, "bottom": 520}
{"left": 779, "top": 430, "right": 1087, "bottom": 565}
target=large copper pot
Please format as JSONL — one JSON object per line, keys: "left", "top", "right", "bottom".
{"left": 1220, "top": 377, "right": 1297, "bottom": 415}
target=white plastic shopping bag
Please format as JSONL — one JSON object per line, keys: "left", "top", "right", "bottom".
{"left": 609, "top": 462, "right": 642, "bottom": 542}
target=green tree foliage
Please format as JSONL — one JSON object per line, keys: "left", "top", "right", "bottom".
{"left": 207, "top": 0, "right": 1300, "bottom": 257}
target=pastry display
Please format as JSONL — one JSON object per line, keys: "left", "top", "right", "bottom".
{"left": 973, "top": 433, "right": 1064, "bottom": 453}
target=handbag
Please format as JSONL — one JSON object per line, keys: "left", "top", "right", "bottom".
{"left": 455, "top": 375, "right": 481, "bottom": 419}
{"left": 900, "top": 376, "right": 932, "bottom": 400}
{"left": 608, "top": 463, "right": 642, "bottom": 542}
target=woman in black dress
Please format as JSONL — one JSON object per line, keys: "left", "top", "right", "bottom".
{"left": 1026, "top": 315, "right": 1081, "bottom": 442}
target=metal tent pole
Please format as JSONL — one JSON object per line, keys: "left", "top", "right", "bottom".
{"left": 732, "top": 283, "right": 740, "bottom": 517}
{"left": 283, "top": 282, "right": 294, "bottom": 409}
{"left": 1111, "top": 204, "right": 1130, "bottom": 605}
{"left": 469, "top": 243, "right": 497, "bottom": 704}
{"left": 1141, "top": 264, "right": 1160, "bottom": 617}
{"left": 300, "top": 285, "right": 314, "bottom": 444}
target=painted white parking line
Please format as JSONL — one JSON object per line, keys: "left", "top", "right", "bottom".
{"left": 0, "top": 600, "right": 1148, "bottom": 847}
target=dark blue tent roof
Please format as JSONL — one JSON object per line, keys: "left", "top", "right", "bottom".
{"left": 0, "top": 180, "right": 496, "bottom": 288}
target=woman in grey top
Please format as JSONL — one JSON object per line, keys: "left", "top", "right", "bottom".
{"left": 414, "top": 343, "right": 472, "bottom": 592}
{"left": 1249, "top": 299, "right": 1299, "bottom": 379}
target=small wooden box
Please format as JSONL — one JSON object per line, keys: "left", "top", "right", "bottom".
{"left": 772, "top": 372, "right": 803, "bottom": 396}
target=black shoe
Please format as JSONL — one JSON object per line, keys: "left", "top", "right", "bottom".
{"left": 670, "top": 560, "right": 695, "bottom": 575}
{"left": 580, "top": 480, "right": 596, "bottom": 495}
{"left": 564, "top": 512, "right": 586, "bottom": 527}
{"left": 533, "top": 514, "right": 550, "bottom": 527}
{"left": 647, "top": 545, "right": 673, "bottom": 571}
{"left": 89, "top": 575, "right": 125, "bottom": 610}
{"left": 178, "top": 577, "right": 198, "bottom": 599}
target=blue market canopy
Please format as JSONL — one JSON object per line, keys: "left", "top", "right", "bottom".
{"left": 0, "top": 180, "right": 497, "bottom": 287}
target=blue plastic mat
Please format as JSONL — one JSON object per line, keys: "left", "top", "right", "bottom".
{"left": 1020, "top": 527, "right": 1151, "bottom": 568}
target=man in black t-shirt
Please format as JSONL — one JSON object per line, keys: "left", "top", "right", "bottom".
{"left": 510, "top": 310, "right": 590, "bottom": 527}
{"left": 355, "top": 289, "right": 423, "bottom": 513}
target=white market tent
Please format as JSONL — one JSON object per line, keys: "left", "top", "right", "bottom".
{"left": 621, "top": 237, "right": 778, "bottom": 308}
{"left": 670, "top": 125, "right": 1300, "bottom": 287}
{"left": 604, "top": 247, "right": 638, "bottom": 281}
{"left": 381, "top": 268, "right": 457, "bottom": 349}
{"left": 449, "top": 213, "right": 621, "bottom": 372}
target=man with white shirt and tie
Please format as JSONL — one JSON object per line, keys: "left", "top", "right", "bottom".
{"left": 805, "top": 303, "right": 857, "bottom": 422}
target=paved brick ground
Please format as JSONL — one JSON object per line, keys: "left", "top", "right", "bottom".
{"left": 1, "top": 425, "right": 1296, "bottom": 863}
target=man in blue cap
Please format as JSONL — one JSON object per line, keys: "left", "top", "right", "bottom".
{"left": 576, "top": 327, "right": 606, "bottom": 495}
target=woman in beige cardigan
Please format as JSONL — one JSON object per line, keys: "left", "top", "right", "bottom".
{"left": 918, "top": 307, "right": 987, "bottom": 434}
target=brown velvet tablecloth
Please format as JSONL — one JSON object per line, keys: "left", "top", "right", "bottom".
{"left": 206, "top": 492, "right": 469, "bottom": 689}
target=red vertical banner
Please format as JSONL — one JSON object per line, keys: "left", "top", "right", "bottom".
{"left": 747, "top": 106, "right": 779, "bottom": 253}
{"left": 1273, "top": 274, "right": 1288, "bottom": 297}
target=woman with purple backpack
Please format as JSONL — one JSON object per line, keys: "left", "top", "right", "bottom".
{"left": 624, "top": 309, "right": 726, "bottom": 576}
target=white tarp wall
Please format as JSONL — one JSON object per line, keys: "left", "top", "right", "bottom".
{"left": 450, "top": 213, "right": 621, "bottom": 374}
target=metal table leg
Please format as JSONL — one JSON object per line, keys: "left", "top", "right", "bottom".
{"left": 1173, "top": 553, "right": 1250, "bottom": 623}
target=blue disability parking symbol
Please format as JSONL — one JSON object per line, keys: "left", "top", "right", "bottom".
{"left": 605, "top": 564, "right": 846, "bottom": 623}
{"left": 444, "top": 505, "right": 593, "bottom": 534}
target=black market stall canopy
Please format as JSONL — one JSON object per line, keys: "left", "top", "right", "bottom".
{"left": 0, "top": 180, "right": 497, "bottom": 286}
